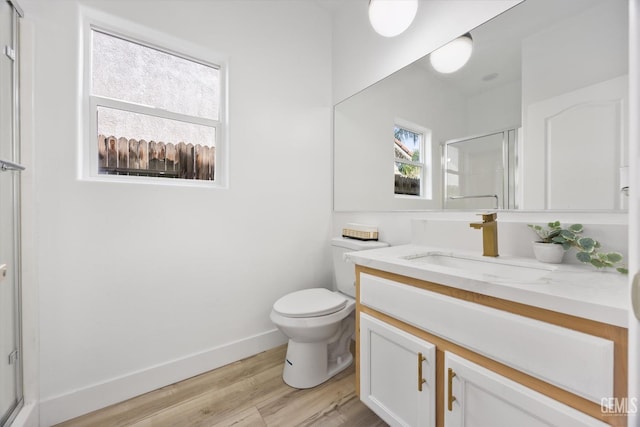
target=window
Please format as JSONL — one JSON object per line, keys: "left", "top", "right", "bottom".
{"left": 393, "top": 122, "right": 430, "bottom": 197}
{"left": 87, "top": 26, "right": 225, "bottom": 184}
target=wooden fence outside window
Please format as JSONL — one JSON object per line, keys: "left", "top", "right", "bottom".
{"left": 394, "top": 175, "right": 420, "bottom": 196}
{"left": 98, "top": 135, "right": 215, "bottom": 181}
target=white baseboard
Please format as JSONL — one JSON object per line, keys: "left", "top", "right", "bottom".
{"left": 39, "top": 329, "right": 287, "bottom": 426}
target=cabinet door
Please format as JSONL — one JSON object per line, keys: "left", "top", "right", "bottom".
{"left": 360, "top": 313, "right": 435, "bottom": 427}
{"left": 444, "top": 352, "right": 608, "bottom": 427}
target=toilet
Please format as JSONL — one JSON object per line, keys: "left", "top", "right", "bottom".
{"left": 270, "top": 237, "right": 388, "bottom": 389}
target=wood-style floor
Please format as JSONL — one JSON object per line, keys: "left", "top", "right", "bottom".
{"left": 55, "top": 345, "right": 386, "bottom": 427}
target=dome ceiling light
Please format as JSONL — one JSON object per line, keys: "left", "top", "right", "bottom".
{"left": 368, "top": 0, "right": 419, "bottom": 38}
{"left": 429, "top": 33, "right": 474, "bottom": 74}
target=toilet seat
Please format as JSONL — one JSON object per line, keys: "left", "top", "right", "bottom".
{"left": 273, "top": 288, "right": 347, "bottom": 318}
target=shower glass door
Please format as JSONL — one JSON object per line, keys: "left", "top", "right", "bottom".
{"left": 444, "top": 128, "right": 518, "bottom": 210}
{"left": 0, "top": 1, "right": 22, "bottom": 425}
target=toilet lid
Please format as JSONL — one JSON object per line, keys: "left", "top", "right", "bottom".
{"left": 273, "top": 288, "right": 347, "bottom": 318}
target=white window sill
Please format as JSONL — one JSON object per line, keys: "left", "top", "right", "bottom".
{"left": 81, "top": 174, "right": 227, "bottom": 189}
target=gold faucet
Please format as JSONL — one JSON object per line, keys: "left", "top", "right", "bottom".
{"left": 470, "top": 212, "right": 499, "bottom": 257}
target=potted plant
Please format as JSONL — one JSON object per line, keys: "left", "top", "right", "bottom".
{"left": 528, "top": 221, "right": 568, "bottom": 264}
{"left": 528, "top": 221, "right": 628, "bottom": 273}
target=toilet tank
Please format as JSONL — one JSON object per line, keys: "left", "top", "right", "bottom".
{"left": 331, "top": 237, "right": 388, "bottom": 298}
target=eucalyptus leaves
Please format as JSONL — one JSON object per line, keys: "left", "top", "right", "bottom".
{"left": 528, "top": 221, "right": 627, "bottom": 274}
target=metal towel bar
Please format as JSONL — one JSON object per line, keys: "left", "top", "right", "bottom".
{"left": 0, "top": 159, "right": 25, "bottom": 172}
{"left": 449, "top": 194, "right": 499, "bottom": 209}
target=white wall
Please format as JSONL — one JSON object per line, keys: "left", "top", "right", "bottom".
{"left": 331, "top": 0, "right": 522, "bottom": 104}
{"left": 19, "top": 0, "right": 333, "bottom": 424}
{"left": 466, "top": 80, "right": 522, "bottom": 135}
{"left": 521, "top": 0, "right": 628, "bottom": 107}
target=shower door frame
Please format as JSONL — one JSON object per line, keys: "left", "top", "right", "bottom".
{"left": 1, "top": 1, "right": 23, "bottom": 426}
{"left": 442, "top": 126, "right": 519, "bottom": 210}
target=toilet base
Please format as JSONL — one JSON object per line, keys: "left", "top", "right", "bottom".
{"left": 282, "top": 340, "right": 353, "bottom": 389}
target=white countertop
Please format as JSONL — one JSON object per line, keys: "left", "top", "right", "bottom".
{"left": 346, "top": 244, "right": 629, "bottom": 328}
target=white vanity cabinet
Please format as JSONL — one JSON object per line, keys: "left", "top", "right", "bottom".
{"left": 354, "top": 266, "right": 628, "bottom": 427}
{"left": 359, "top": 313, "right": 436, "bottom": 427}
{"left": 444, "top": 352, "right": 608, "bottom": 427}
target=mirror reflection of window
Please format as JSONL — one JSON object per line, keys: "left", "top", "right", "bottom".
{"left": 393, "top": 123, "right": 431, "bottom": 198}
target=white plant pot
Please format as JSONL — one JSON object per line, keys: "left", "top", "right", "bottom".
{"left": 532, "top": 241, "right": 566, "bottom": 264}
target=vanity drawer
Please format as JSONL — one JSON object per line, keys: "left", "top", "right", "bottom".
{"left": 359, "top": 273, "right": 614, "bottom": 404}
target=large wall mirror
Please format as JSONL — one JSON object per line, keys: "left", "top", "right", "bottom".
{"left": 334, "top": 0, "right": 628, "bottom": 212}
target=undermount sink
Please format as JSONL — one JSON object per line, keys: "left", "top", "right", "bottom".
{"left": 402, "top": 252, "right": 555, "bottom": 282}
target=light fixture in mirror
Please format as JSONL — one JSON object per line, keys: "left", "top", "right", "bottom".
{"left": 368, "top": 0, "right": 418, "bottom": 37}
{"left": 430, "top": 33, "right": 473, "bottom": 74}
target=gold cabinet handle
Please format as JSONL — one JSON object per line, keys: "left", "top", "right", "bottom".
{"left": 447, "top": 368, "right": 457, "bottom": 411}
{"left": 417, "top": 352, "right": 426, "bottom": 391}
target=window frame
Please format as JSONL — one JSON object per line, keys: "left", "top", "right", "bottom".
{"left": 393, "top": 119, "right": 432, "bottom": 199}
{"left": 80, "top": 8, "right": 228, "bottom": 187}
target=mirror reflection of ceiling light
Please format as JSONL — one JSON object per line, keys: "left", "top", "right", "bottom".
{"left": 429, "top": 33, "right": 474, "bottom": 74}
{"left": 368, "top": 0, "right": 418, "bottom": 38}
